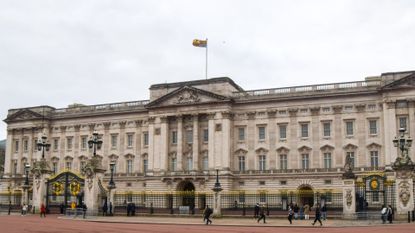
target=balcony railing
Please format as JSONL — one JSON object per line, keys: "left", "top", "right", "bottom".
{"left": 233, "top": 80, "right": 381, "bottom": 98}
{"left": 53, "top": 100, "right": 149, "bottom": 116}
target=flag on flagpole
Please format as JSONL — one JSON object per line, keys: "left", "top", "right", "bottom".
{"left": 192, "top": 39, "right": 207, "bottom": 47}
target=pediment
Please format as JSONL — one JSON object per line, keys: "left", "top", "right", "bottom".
{"left": 146, "top": 86, "right": 230, "bottom": 108}
{"left": 382, "top": 73, "right": 415, "bottom": 90}
{"left": 4, "top": 109, "right": 45, "bottom": 123}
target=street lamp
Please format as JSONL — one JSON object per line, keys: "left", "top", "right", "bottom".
{"left": 37, "top": 133, "right": 51, "bottom": 159}
{"left": 393, "top": 128, "right": 412, "bottom": 156}
{"left": 24, "top": 163, "right": 31, "bottom": 186}
{"left": 107, "top": 160, "right": 116, "bottom": 216}
{"left": 212, "top": 169, "right": 222, "bottom": 217}
{"left": 88, "top": 131, "right": 103, "bottom": 157}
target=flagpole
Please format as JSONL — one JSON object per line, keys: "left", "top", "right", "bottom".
{"left": 205, "top": 38, "right": 208, "bottom": 79}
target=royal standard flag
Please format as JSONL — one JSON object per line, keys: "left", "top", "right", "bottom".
{"left": 192, "top": 39, "right": 207, "bottom": 47}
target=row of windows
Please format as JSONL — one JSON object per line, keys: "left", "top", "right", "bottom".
{"left": 237, "top": 151, "right": 380, "bottom": 171}
{"left": 237, "top": 117, "right": 409, "bottom": 141}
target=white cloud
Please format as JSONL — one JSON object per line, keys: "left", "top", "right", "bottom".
{"left": 1, "top": 0, "right": 415, "bottom": 139}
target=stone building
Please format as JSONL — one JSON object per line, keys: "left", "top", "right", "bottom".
{"left": 1, "top": 70, "right": 414, "bottom": 217}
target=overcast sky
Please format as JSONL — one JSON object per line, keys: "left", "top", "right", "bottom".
{"left": 1, "top": 0, "right": 415, "bottom": 140}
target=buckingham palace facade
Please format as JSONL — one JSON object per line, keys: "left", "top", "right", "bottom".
{"left": 1, "top": 70, "right": 415, "bottom": 217}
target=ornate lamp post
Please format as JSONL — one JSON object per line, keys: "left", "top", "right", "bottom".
{"left": 212, "top": 169, "right": 222, "bottom": 217}
{"left": 107, "top": 161, "right": 116, "bottom": 216}
{"left": 88, "top": 131, "right": 103, "bottom": 157}
{"left": 37, "top": 133, "right": 51, "bottom": 159}
{"left": 392, "top": 128, "right": 413, "bottom": 169}
{"left": 22, "top": 163, "right": 31, "bottom": 206}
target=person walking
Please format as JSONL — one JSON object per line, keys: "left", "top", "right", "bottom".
{"left": 381, "top": 205, "right": 387, "bottom": 223}
{"left": 102, "top": 202, "right": 108, "bottom": 216}
{"left": 40, "top": 203, "right": 46, "bottom": 218}
{"left": 257, "top": 205, "right": 266, "bottom": 223}
{"left": 8, "top": 201, "right": 12, "bottom": 215}
{"left": 203, "top": 205, "right": 213, "bottom": 225}
{"left": 293, "top": 203, "right": 299, "bottom": 220}
{"left": 82, "top": 203, "right": 87, "bottom": 219}
{"left": 321, "top": 204, "right": 327, "bottom": 220}
{"left": 288, "top": 205, "right": 294, "bottom": 224}
{"left": 254, "top": 203, "right": 260, "bottom": 219}
{"left": 312, "top": 204, "right": 322, "bottom": 226}
{"left": 387, "top": 205, "right": 394, "bottom": 224}
{"left": 304, "top": 203, "right": 310, "bottom": 220}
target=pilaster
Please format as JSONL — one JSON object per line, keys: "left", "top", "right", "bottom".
{"left": 177, "top": 115, "right": 183, "bottom": 171}
{"left": 342, "top": 179, "right": 356, "bottom": 218}
{"left": 192, "top": 114, "right": 199, "bottom": 171}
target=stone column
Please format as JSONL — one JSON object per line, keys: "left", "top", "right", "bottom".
{"left": 207, "top": 113, "right": 216, "bottom": 170}
{"left": 160, "top": 116, "right": 169, "bottom": 173}
{"left": 342, "top": 179, "right": 356, "bottom": 219}
{"left": 177, "top": 115, "right": 183, "bottom": 171}
{"left": 192, "top": 114, "right": 199, "bottom": 171}
{"left": 4, "top": 129, "right": 14, "bottom": 176}
{"left": 221, "top": 112, "right": 232, "bottom": 171}
{"left": 147, "top": 117, "right": 155, "bottom": 175}
{"left": 383, "top": 101, "right": 397, "bottom": 168}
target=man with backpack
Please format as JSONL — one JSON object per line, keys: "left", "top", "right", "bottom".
{"left": 203, "top": 205, "right": 213, "bottom": 225}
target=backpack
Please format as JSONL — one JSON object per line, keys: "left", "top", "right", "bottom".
{"left": 381, "top": 207, "right": 386, "bottom": 215}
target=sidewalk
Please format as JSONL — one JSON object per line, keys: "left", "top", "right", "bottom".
{"left": 64, "top": 215, "right": 406, "bottom": 228}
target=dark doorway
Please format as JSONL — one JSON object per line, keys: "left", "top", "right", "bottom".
{"left": 177, "top": 181, "right": 195, "bottom": 208}
{"left": 298, "top": 185, "right": 314, "bottom": 207}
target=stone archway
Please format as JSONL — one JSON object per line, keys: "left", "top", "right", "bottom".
{"left": 177, "top": 180, "right": 195, "bottom": 207}
{"left": 298, "top": 185, "right": 314, "bottom": 207}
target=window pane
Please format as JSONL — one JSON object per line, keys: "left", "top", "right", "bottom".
{"left": 346, "top": 122, "right": 354, "bottom": 135}
{"left": 324, "top": 153, "right": 331, "bottom": 169}
{"left": 369, "top": 120, "right": 377, "bottom": 135}
{"left": 239, "top": 156, "right": 245, "bottom": 171}
{"left": 279, "top": 125, "right": 287, "bottom": 139}
{"left": 171, "top": 131, "right": 177, "bottom": 144}
{"left": 143, "top": 132, "right": 149, "bottom": 146}
{"left": 280, "top": 154, "right": 287, "bottom": 170}
{"left": 302, "top": 154, "right": 309, "bottom": 169}
{"left": 238, "top": 128, "right": 245, "bottom": 141}
{"left": 323, "top": 122, "right": 331, "bottom": 137}
{"left": 203, "top": 129, "right": 209, "bottom": 142}
{"left": 258, "top": 127, "right": 266, "bottom": 140}
{"left": 301, "top": 124, "right": 308, "bottom": 137}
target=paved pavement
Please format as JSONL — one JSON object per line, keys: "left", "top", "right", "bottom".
{"left": 63, "top": 214, "right": 407, "bottom": 227}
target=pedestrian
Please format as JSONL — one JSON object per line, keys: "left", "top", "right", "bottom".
{"left": 203, "top": 205, "right": 213, "bottom": 225}
{"left": 132, "top": 203, "right": 136, "bottom": 216}
{"left": 257, "top": 205, "right": 266, "bottom": 223}
{"left": 82, "top": 203, "right": 87, "bottom": 219}
{"left": 288, "top": 205, "right": 294, "bottom": 224}
{"left": 293, "top": 203, "right": 299, "bottom": 220}
{"left": 304, "top": 203, "right": 310, "bottom": 220}
{"left": 127, "top": 203, "right": 131, "bottom": 216}
{"left": 40, "top": 203, "right": 46, "bottom": 218}
{"left": 387, "top": 205, "right": 393, "bottom": 224}
{"left": 254, "top": 203, "right": 260, "bottom": 219}
{"left": 321, "top": 204, "right": 327, "bottom": 220}
{"left": 381, "top": 205, "right": 387, "bottom": 224}
{"left": 299, "top": 205, "right": 304, "bottom": 220}
{"left": 59, "top": 203, "right": 64, "bottom": 214}
{"left": 312, "top": 204, "right": 322, "bottom": 226}
{"left": 109, "top": 202, "right": 113, "bottom": 215}
{"left": 8, "top": 201, "right": 12, "bottom": 215}
{"left": 102, "top": 202, "right": 108, "bottom": 216}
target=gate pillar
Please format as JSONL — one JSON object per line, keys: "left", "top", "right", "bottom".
{"left": 394, "top": 170, "right": 414, "bottom": 220}
{"left": 83, "top": 156, "right": 106, "bottom": 215}
{"left": 31, "top": 159, "right": 52, "bottom": 213}
{"left": 342, "top": 179, "right": 356, "bottom": 219}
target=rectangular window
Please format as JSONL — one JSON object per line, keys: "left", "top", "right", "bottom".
{"left": 171, "top": 131, "right": 177, "bottom": 144}
{"left": 301, "top": 123, "right": 309, "bottom": 138}
{"left": 53, "top": 139, "right": 59, "bottom": 151}
{"left": 111, "top": 134, "right": 118, "bottom": 148}
{"left": 127, "top": 134, "right": 134, "bottom": 148}
{"left": 14, "top": 140, "right": 19, "bottom": 153}
{"left": 143, "top": 159, "right": 148, "bottom": 173}
{"left": 324, "top": 153, "right": 332, "bottom": 169}
{"left": 65, "top": 161, "right": 72, "bottom": 170}
{"left": 23, "top": 140, "right": 28, "bottom": 152}
{"left": 258, "top": 126, "right": 266, "bottom": 141}
{"left": 202, "top": 157, "right": 208, "bottom": 171}
{"left": 301, "top": 154, "right": 309, "bottom": 169}
{"left": 52, "top": 162, "right": 58, "bottom": 174}
{"left": 171, "top": 158, "right": 177, "bottom": 171}
{"left": 81, "top": 136, "right": 87, "bottom": 150}
{"left": 279, "top": 125, "right": 287, "bottom": 139}
{"left": 143, "top": 132, "right": 149, "bottom": 146}
{"left": 187, "top": 157, "right": 193, "bottom": 171}
{"left": 280, "top": 154, "right": 288, "bottom": 170}
{"left": 399, "top": 116, "right": 408, "bottom": 131}
{"left": 13, "top": 161, "right": 17, "bottom": 175}
{"left": 346, "top": 121, "right": 354, "bottom": 136}
{"left": 346, "top": 152, "right": 355, "bottom": 168}
{"left": 369, "top": 120, "right": 377, "bottom": 135}
{"left": 203, "top": 129, "right": 209, "bottom": 142}
{"left": 370, "top": 151, "right": 379, "bottom": 169}
{"left": 323, "top": 122, "right": 331, "bottom": 137}
{"left": 67, "top": 137, "right": 73, "bottom": 150}
{"left": 127, "top": 160, "right": 133, "bottom": 174}
{"left": 186, "top": 130, "right": 193, "bottom": 144}
{"left": 325, "top": 192, "right": 332, "bottom": 203}
{"left": 238, "top": 127, "right": 245, "bottom": 141}
{"left": 259, "top": 155, "right": 266, "bottom": 171}
{"left": 238, "top": 156, "right": 245, "bottom": 172}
